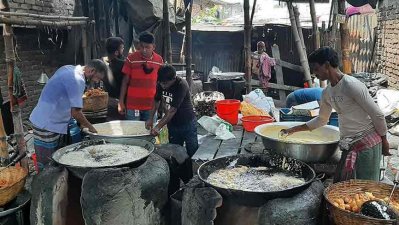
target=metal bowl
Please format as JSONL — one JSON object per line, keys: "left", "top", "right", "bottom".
{"left": 254, "top": 122, "right": 340, "bottom": 163}
{"left": 52, "top": 138, "right": 154, "bottom": 179}
{"left": 83, "top": 120, "right": 155, "bottom": 143}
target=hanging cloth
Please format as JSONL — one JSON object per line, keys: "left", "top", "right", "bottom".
{"left": 13, "top": 65, "right": 28, "bottom": 106}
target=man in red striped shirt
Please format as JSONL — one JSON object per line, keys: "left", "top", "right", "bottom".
{"left": 118, "top": 32, "right": 163, "bottom": 121}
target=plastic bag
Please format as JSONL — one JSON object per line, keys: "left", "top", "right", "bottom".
{"left": 376, "top": 89, "right": 399, "bottom": 116}
{"left": 197, "top": 116, "right": 235, "bottom": 140}
{"left": 240, "top": 101, "right": 270, "bottom": 117}
{"left": 243, "top": 89, "right": 275, "bottom": 114}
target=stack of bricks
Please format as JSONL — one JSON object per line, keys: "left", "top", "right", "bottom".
{"left": 375, "top": 4, "right": 399, "bottom": 90}
{"left": 8, "top": 0, "right": 75, "bottom": 17}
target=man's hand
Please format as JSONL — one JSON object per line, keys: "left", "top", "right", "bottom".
{"left": 88, "top": 125, "right": 97, "bottom": 134}
{"left": 150, "top": 126, "right": 160, "bottom": 136}
{"left": 382, "top": 136, "right": 391, "bottom": 156}
{"left": 118, "top": 102, "right": 125, "bottom": 115}
{"left": 145, "top": 119, "right": 153, "bottom": 130}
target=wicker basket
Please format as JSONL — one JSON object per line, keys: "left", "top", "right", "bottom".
{"left": 0, "top": 166, "right": 28, "bottom": 206}
{"left": 324, "top": 179, "right": 399, "bottom": 225}
{"left": 83, "top": 92, "right": 109, "bottom": 112}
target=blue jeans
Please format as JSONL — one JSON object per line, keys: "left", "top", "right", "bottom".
{"left": 285, "top": 92, "right": 298, "bottom": 108}
{"left": 168, "top": 119, "right": 199, "bottom": 157}
{"left": 126, "top": 109, "right": 151, "bottom": 121}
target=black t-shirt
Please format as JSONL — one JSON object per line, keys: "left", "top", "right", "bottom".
{"left": 104, "top": 57, "right": 125, "bottom": 98}
{"left": 155, "top": 77, "right": 196, "bottom": 126}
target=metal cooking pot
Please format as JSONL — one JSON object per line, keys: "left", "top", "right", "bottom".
{"left": 254, "top": 122, "right": 340, "bottom": 163}
{"left": 82, "top": 120, "right": 155, "bottom": 143}
{"left": 52, "top": 138, "right": 154, "bottom": 179}
{"left": 198, "top": 154, "right": 316, "bottom": 207}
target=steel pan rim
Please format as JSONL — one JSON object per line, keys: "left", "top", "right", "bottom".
{"left": 254, "top": 122, "right": 340, "bottom": 145}
{"left": 82, "top": 120, "right": 152, "bottom": 138}
{"left": 51, "top": 139, "right": 154, "bottom": 169}
{"left": 197, "top": 154, "right": 316, "bottom": 195}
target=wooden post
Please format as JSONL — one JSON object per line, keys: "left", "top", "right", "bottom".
{"left": 185, "top": 2, "right": 193, "bottom": 87}
{"left": 163, "top": 0, "right": 172, "bottom": 63}
{"left": 244, "top": 0, "right": 251, "bottom": 93}
{"left": 287, "top": 1, "right": 312, "bottom": 88}
{"left": 271, "top": 45, "right": 287, "bottom": 104}
{"left": 1, "top": 0, "right": 27, "bottom": 169}
{"left": 309, "top": 0, "right": 326, "bottom": 87}
{"left": 309, "top": 0, "right": 320, "bottom": 50}
{"left": 293, "top": 6, "right": 307, "bottom": 53}
{"left": 82, "top": 25, "right": 90, "bottom": 64}
{"left": 329, "top": 0, "right": 338, "bottom": 48}
{"left": 338, "top": 0, "right": 351, "bottom": 74}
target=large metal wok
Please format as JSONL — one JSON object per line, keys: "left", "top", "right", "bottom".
{"left": 198, "top": 154, "right": 316, "bottom": 207}
{"left": 82, "top": 120, "right": 155, "bottom": 143}
{"left": 254, "top": 122, "right": 340, "bottom": 163}
{"left": 52, "top": 138, "right": 154, "bottom": 179}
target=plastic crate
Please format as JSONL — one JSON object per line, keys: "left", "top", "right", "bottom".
{"left": 279, "top": 108, "right": 339, "bottom": 127}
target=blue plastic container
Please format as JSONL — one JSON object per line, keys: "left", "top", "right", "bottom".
{"left": 69, "top": 119, "right": 82, "bottom": 144}
{"left": 279, "top": 108, "right": 339, "bottom": 127}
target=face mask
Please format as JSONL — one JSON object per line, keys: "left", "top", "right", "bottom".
{"left": 142, "top": 63, "right": 154, "bottom": 74}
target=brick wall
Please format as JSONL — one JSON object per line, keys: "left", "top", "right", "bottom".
{"left": 0, "top": 28, "right": 71, "bottom": 120}
{"left": 8, "top": 0, "right": 75, "bottom": 16}
{"left": 375, "top": 4, "right": 399, "bottom": 89}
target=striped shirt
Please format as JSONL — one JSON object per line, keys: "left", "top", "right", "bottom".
{"left": 122, "top": 51, "right": 163, "bottom": 110}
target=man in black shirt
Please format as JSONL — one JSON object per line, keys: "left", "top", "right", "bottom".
{"left": 146, "top": 64, "right": 198, "bottom": 157}
{"left": 104, "top": 37, "right": 125, "bottom": 121}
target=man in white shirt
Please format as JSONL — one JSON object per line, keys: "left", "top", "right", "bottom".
{"left": 281, "top": 47, "right": 389, "bottom": 182}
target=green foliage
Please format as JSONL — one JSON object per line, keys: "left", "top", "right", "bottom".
{"left": 193, "top": 5, "right": 223, "bottom": 25}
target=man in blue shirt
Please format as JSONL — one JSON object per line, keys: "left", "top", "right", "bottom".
{"left": 285, "top": 87, "right": 324, "bottom": 108}
{"left": 29, "top": 59, "right": 107, "bottom": 171}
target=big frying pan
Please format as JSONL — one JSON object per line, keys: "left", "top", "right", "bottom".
{"left": 198, "top": 154, "right": 316, "bottom": 207}
{"left": 52, "top": 138, "right": 154, "bottom": 179}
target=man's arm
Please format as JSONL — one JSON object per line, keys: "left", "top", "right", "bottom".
{"left": 151, "top": 107, "right": 177, "bottom": 136}
{"left": 118, "top": 75, "right": 130, "bottom": 114}
{"left": 146, "top": 100, "right": 161, "bottom": 130}
{"left": 71, "top": 108, "right": 97, "bottom": 133}
{"left": 283, "top": 90, "right": 332, "bottom": 135}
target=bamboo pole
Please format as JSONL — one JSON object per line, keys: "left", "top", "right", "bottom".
{"left": 330, "top": 0, "right": 338, "bottom": 48}
{"left": 287, "top": 1, "right": 312, "bottom": 88}
{"left": 113, "top": 0, "right": 119, "bottom": 36}
{"left": 163, "top": 0, "right": 172, "bottom": 63}
{"left": 1, "top": 0, "right": 27, "bottom": 169}
{"left": 185, "top": 2, "right": 193, "bottom": 87}
{"left": 309, "top": 0, "right": 326, "bottom": 87}
{"left": 338, "top": 0, "right": 351, "bottom": 74}
{"left": 244, "top": 0, "right": 252, "bottom": 93}
{"left": 293, "top": 6, "right": 306, "bottom": 52}
{"left": 309, "top": 0, "right": 320, "bottom": 50}
{"left": 250, "top": 0, "right": 257, "bottom": 25}
{"left": 0, "top": 11, "right": 88, "bottom": 20}
{"left": 82, "top": 25, "right": 90, "bottom": 65}
{"left": 0, "top": 17, "right": 88, "bottom": 27}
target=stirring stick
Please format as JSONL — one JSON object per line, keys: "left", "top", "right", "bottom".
{"left": 388, "top": 172, "right": 399, "bottom": 206}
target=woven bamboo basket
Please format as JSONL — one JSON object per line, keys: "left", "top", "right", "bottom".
{"left": 83, "top": 92, "right": 109, "bottom": 112}
{"left": 0, "top": 166, "right": 28, "bottom": 206}
{"left": 324, "top": 179, "right": 399, "bottom": 225}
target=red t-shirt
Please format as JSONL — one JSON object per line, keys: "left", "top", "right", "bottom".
{"left": 122, "top": 51, "right": 163, "bottom": 110}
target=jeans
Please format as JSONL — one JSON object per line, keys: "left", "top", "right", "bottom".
{"left": 126, "top": 109, "right": 152, "bottom": 121}
{"left": 285, "top": 92, "right": 298, "bottom": 108}
{"left": 168, "top": 119, "right": 199, "bottom": 157}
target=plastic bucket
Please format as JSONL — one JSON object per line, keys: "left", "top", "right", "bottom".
{"left": 241, "top": 115, "right": 274, "bottom": 132}
{"left": 215, "top": 99, "right": 241, "bottom": 125}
